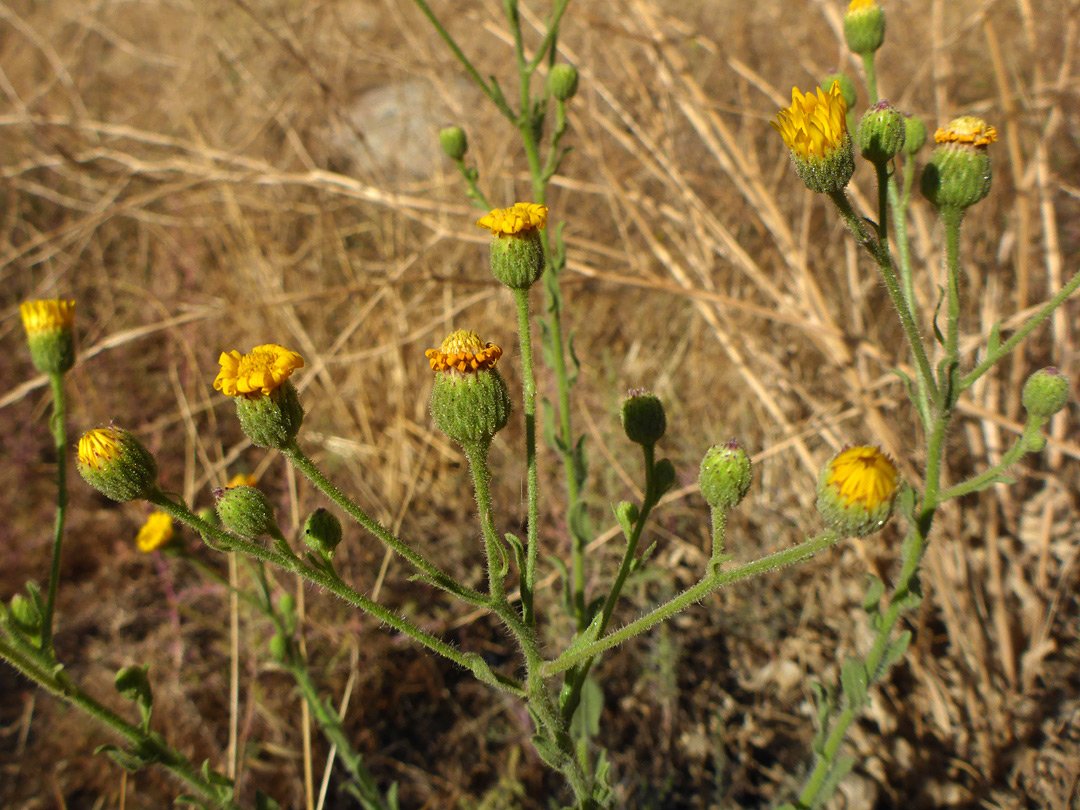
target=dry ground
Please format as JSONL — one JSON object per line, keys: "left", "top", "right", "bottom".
{"left": 2, "top": 0, "right": 1080, "bottom": 808}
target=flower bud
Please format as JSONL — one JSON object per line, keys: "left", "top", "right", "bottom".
{"left": 1022, "top": 367, "right": 1070, "bottom": 419}
{"left": 302, "top": 508, "right": 343, "bottom": 557}
{"left": 214, "top": 345, "right": 305, "bottom": 449}
{"left": 816, "top": 446, "right": 899, "bottom": 537}
{"left": 268, "top": 633, "right": 289, "bottom": 663}
{"left": 476, "top": 203, "right": 548, "bottom": 290}
{"left": 135, "top": 511, "right": 174, "bottom": 553}
{"left": 921, "top": 116, "right": 997, "bottom": 213}
{"left": 903, "top": 114, "right": 927, "bottom": 155}
{"left": 439, "top": 126, "right": 468, "bottom": 161}
{"left": 771, "top": 83, "right": 855, "bottom": 194}
{"left": 844, "top": 0, "right": 885, "bottom": 56}
{"left": 10, "top": 593, "right": 43, "bottom": 635}
{"left": 215, "top": 485, "right": 278, "bottom": 539}
{"left": 77, "top": 427, "right": 159, "bottom": 502}
{"left": 547, "top": 63, "right": 579, "bottom": 101}
{"left": 820, "top": 73, "right": 856, "bottom": 110}
{"left": 426, "top": 330, "right": 512, "bottom": 449}
{"left": 858, "top": 100, "right": 905, "bottom": 164}
{"left": 620, "top": 389, "right": 666, "bottom": 446}
{"left": 698, "top": 440, "right": 752, "bottom": 513}
{"left": 20, "top": 299, "right": 76, "bottom": 375}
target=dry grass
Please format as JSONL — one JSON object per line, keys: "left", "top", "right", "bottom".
{"left": 2, "top": 0, "right": 1079, "bottom": 807}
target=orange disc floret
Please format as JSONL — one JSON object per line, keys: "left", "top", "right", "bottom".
{"left": 214, "top": 344, "right": 304, "bottom": 397}
{"left": 934, "top": 116, "right": 997, "bottom": 147}
{"left": 771, "top": 83, "right": 849, "bottom": 162}
{"left": 826, "top": 446, "right": 898, "bottom": 511}
{"left": 20, "top": 299, "right": 75, "bottom": 335}
{"left": 426, "top": 329, "right": 502, "bottom": 373}
{"left": 476, "top": 203, "right": 548, "bottom": 236}
{"left": 78, "top": 428, "right": 123, "bottom": 471}
{"left": 136, "top": 511, "right": 174, "bottom": 553}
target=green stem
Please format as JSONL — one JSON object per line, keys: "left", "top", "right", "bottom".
{"left": 462, "top": 442, "right": 507, "bottom": 604}
{"left": 942, "top": 208, "right": 963, "bottom": 404}
{"left": 40, "top": 372, "right": 68, "bottom": 652}
{"left": 960, "top": 265, "right": 1080, "bottom": 391}
{"left": 512, "top": 288, "right": 541, "bottom": 627}
{"left": 873, "top": 160, "right": 889, "bottom": 247}
{"left": 544, "top": 532, "right": 840, "bottom": 677}
{"left": 861, "top": 52, "right": 879, "bottom": 104}
{"left": 148, "top": 492, "right": 525, "bottom": 697}
{"left": 525, "top": 0, "right": 572, "bottom": 75}
{"left": 829, "top": 190, "right": 938, "bottom": 406}
{"left": 709, "top": 508, "right": 728, "bottom": 565}
{"left": 939, "top": 420, "right": 1042, "bottom": 501}
{"left": 281, "top": 442, "right": 487, "bottom": 608}
{"left": 0, "top": 639, "right": 243, "bottom": 809}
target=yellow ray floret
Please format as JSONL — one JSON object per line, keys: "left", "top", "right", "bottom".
{"left": 847, "top": 0, "right": 878, "bottom": 10}
{"left": 214, "top": 344, "right": 305, "bottom": 397}
{"left": 136, "top": 511, "right": 174, "bottom": 553}
{"left": 225, "top": 473, "right": 258, "bottom": 489}
{"left": 426, "top": 329, "right": 502, "bottom": 373}
{"left": 20, "top": 299, "right": 75, "bottom": 335}
{"left": 826, "top": 446, "right": 898, "bottom": 511}
{"left": 771, "top": 83, "right": 849, "bottom": 162}
{"left": 476, "top": 203, "right": 548, "bottom": 236}
{"left": 934, "top": 115, "right": 997, "bottom": 147}
{"left": 78, "top": 428, "right": 122, "bottom": 471}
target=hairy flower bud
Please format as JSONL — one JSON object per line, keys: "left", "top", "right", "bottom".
{"left": 439, "top": 126, "right": 468, "bottom": 161}
{"left": 921, "top": 116, "right": 997, "bottom": 213}
{"left": 215, "top": 485, "right": 278, "bottom": 540}
{"left": 844, "top": 0, "right": 885, "bottom": 55}
{"left": 621, "top": 389, "right": 666, "bottom": 446}
{"left": 77, "top": 427, "right": 159, "bottom": 502}
{"left": 816, "top": 446, "right": 899, "bottom": 537}
{"left": 903, "top": 114, "right": 927, "bottom": 155}
{"left": 302, "top": 508, "right": 343, "bottom": 557}
{"left": 476, "top": 203, "right": 548, "bottom": 290}
{"left": 20, "top": 299, "right": 76, "bottom": 375}
{"left": 1022, "top": 367, "right": 1070, "bottom": 419}
{"left": 426, "top": 330, "right": 512, "bottom": 449}
{"left": 547, "top": 63, "right": 580, "bottom": 101}
{"left": 698, "top": 440, "right": 752, "bottom": 513}
{"left": 858, "top": 100, "right": 905, "bottom": 164}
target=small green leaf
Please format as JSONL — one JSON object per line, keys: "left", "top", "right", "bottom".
{"left": 530, "top": 733, "right": 567, "bottom": 770}
{"left": 841, "top": 659, "right": 868, "bottom": 709}
{"left": 896, "top": 483, "right": 917, "bottom": 524}
{"left": 96, "top": 744, "right": 143, "bottom": 773}
{"left": 878, "top": 630, "right": 913, "bottom": 676}
{"left": 932, "top": 285, "right": 946, "bottom": 346}
{"left": 174, "top": 794, "right": 212, "bottom": 810}
{"left": 630, "top": 541, "right": 658, "bottom": 573}
{"left": 863, "top": 576, "right": 885, "bottom": 613}
{"left": 568, "top": 500, "right": 591, "bottom": 547}
{"left": 816, "top": 755, "right": 856, "bottom": 805}
{"left": 569, "top": 675, "right": 603, "bottom": 741}
{"left": 254, "top": 791, "right": 282, "bottom": 810}
{"left": 504, "top": 532, "right": 527, "bottom": 576}
{"left": 890, "top": 367, "right": 917, "bottom": 404}
{"left": 572, "top": 435, "right": 589, "bottom": 487}
{"left": 567, "top": 330, "right": 581, "bottom": 386}
{"left": 613, "top": 501, "right": 638, "bottom": 539}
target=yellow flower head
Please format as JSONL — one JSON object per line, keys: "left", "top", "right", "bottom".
{"left": 425, "top": 330, "right": 502, "bottom": 373}
{"left": 934, "top": 116, "right": 997, "bottom": 147}
{"left": 136, "top": 511, "right": 174, "bottom": 553}
{"left": 78, "top": 428, "right": 123, "bottom": 471}
{"left": 826, "top": 446, "right": 898, "bottom": 510}
{"left": 225, "top": 473, "right": 258, "bottom": 489}
{"left": 847, "top": 0, "right": 877, "bottom": 10}
{"left": 214, "top": 344, "right": 305, "bottom": 397}
{"left": 771, "top": 83, "right": 849, "bottom": 162}
{"left": 20, "top": 300, "right": 75, "bottom": 336}
{"left": 476, "top": 203, "right": 548, "bottom": 236}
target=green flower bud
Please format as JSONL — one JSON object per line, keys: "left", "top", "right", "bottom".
{"left": 903, "top": 114, "right": 927, "bottom": 155}
{"left": 921, "top": 116, "right": 997, "bottom": 214}
{"left": 816, "top": 446, "right": 899, "bottom": 537}
{"left": 20, "top": 300, "right": 76, "bottom": 375}
{"left": 302, "top": 508, "right": 343, "bottom": 557}
{"left": 114, "top": 665, "right": 153, "bottom": 709}
{"left": 547, "top": 63, "right": 579, "bottom": 101}
{"left": 234, "top": 381, "right": 305, "bottom": 450}
{"left": 439, "top": 126, "right": 468, "bottom": 161}
{"left": 426, "top": 330, "right": 512, "bottom": 449}
{"left": 698, "top": 440, "right": 752, "bottom": 513}
{"left": 77, "top": 427, "right": 159, "bottom": 502}
{"left": 858, "top": 100, "right": 905, "bottom": 164}
{"left": 844, "top": 0, "right": 885, "bottom": 56}
{"left": 215, "top": 485, "right": 278, "bottom": 539}
{"left": 1022, "top": 367, "right": 1070, "bottom": 419}
{"left": 620, "top": 389, "right": 666, "bottom": 446}
{"left": 10, "top": 593, "right": 43, "bottom": 634}
{"left": 820, "top": 73, "right": 856, "bottom": 110}
{"left": 268, "top": 634, "right": 289, "bottom": 663}
{"left": 476, "top": 203, "right": 548, "bottom": 289}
